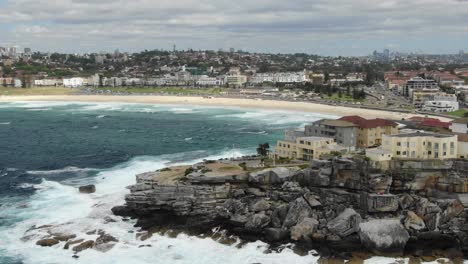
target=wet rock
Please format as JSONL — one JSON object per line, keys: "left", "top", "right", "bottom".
{"left": 290, "top": 217, "right": 318, "bottom": 241}
{"left": 111, "top": 205, "right": 133, "bottom": 217}
{"left": 264, "top": 228, "right": 289, "bottom": 242}
{"left": 358, "top": 219, "right": 409, "bottom": 253}
{"left": 72, "top": 240, "right": 95, "bottom": 253}
{"left": 96, "top": 233, "right": 118, "bottom": 245}
{"left": 53, "top": 234, "right": 76, "bottom": 242}
{"left": 78, "top": 185, "right": 96, "bottom": 194}
{"left": 327, "top": 208, "right": 362, "bottom": 237}
{"left": 271, "top": 204, "right": 289, "bottom": 228}
{"left": 36, "top": 238, "right": 60, "bottom": 247}
{"left": 245, "top": 213, "right": 270, "bottom": 230}
{"left": 94, "top": 243, "right": 116, "bottom": 252}
{"left": 64, "top": 239, "right": 85, "bottom": 250}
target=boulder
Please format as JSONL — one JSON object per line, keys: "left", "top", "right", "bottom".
{"left": 36, "top": 238, "right": 60, "bottom": 247}
{"left": 72, "top": 240, "right": 95, "bottom": 253}
{"left": 404, "top": 211, "right": 426, "bottom": 231}
{"left": 96, "top": 233, "right": 118, "bottom": 245}
{"left": 250, "top": 199, "right": 271, "bottom": 212}
{"left": 249, "top": 167, "right": 300, "bottom": 185}
{"left": 358, "top": 219, "right": 410, "bottom": 253}
{"left": 245, "top": 213, "right": 270, "bottom": 230}
{"left": 111, "top": 205, "right": 133, "bottom": 217}
{"left": 271, "top": 204, "right": 289, "bottom": 228}
{"left": 398, "top": 193, "right": 416, "bottom": 210}
{"left": 282, "top": 197, "right": 313, "bottom": 228}
{"left": 78, "top": 185, "right": 96, "bottom": 194}
{"left": 327, "top": 208, "right": 362, "bottom": 237}
{"left": 365, "top": 194, "right": 399, "bottom": 213}
{"left": 290, "top": 217, "right": 319, "bottom": 241}
{"left": 264, "top": 228, "right": 289, "bottom": 242}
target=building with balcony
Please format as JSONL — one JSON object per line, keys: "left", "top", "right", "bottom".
{"left": 338, "top": 116, "right": 399, "bottom": 149}
{"left": 382, "top": 132, "right": 457, "bottom": 160}
{"left": 304, "top": 119, "right": 357, "bottom": 149}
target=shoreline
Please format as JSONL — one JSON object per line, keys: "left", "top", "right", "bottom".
{"left": 0, "top": 94, "right": 452, "bottom": 121}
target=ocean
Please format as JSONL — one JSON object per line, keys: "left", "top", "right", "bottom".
{"left": 0, "top": 101, "right": 401, "bottom": 264}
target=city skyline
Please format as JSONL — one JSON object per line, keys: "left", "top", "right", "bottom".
{"left": 0, "top": 0, "right": 468, "bottom": 56}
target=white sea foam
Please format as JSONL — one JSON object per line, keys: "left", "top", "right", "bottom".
{"left": 0, "top": 122, "right": 10, "bottom": 125}
{"left": 0, "top": 150, "right": 321, "bottom": 264}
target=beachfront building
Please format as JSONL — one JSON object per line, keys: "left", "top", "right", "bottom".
{"left": 382, "top": 132, "right": 458, "bottom": 160}
{"left": 249, "top": 71, "right": 308, "bottom": 84}
{"left": 421, "top": 100, "right": 459, "bottom": 113}
{"left": 63, "top": 77, "right": 84, "bottom": 88}
{"left": 34, "top": 79, "right": 62, "bottom": 86}
{"left": 196, "top": 75, "right": 224, "bottom": 86}
{"left": 225, "top": 75, "right": 247, "bottom": 87}
{"left": 457, "top": 134, "right": 468, "bottom": 159}
{"left": 304, "top": 119, "right": 357, "bottom": 149}
{"left": 273, "top": 131, "right": 347, "bottom": 161}
{"left": 338, "top": 116, "right": 399, "bottom": 149}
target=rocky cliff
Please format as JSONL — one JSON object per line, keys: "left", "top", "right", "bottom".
{"left": 112, "top": 158, "right": 468, "bottom": 259}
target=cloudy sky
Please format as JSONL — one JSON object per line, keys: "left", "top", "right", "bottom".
{"left": 0, "top": 0, "right": 468, "bottom": 55}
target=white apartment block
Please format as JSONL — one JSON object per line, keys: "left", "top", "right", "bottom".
{"left": 63, "top": 77, "right": 84, "bottom": 88}
{"left": 250, "top": 71, "right": 308, "bottom": 84}
{"left": 421, "top": 101, "right": 459, "bottom": 113}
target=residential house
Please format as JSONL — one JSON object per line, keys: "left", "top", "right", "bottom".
{"left": 338, "top": 116, "right": 399, "bottom": 149}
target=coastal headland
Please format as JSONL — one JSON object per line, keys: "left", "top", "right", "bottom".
{"left": 0, "top": 95, "right": 453, "bottom": 121}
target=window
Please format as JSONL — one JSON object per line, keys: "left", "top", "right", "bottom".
{"left": 397, "top": 142, "right": 401, "bottom": 146}
{"left": 435, "top": 143, "right": 439, "bottom": 149}
{"left": 428, "top": 151, "right": 432, "bottom": 155}
{"left": 397, "top": 151, "right": 401, "bottom": 155}
{"left": 443, "top": 152, "right": 447, "bottom": 156}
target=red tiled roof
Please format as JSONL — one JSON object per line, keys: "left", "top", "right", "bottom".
{"left": 420, "top": 120, "right": 451, "bottom": 129}
{"left": 338, "top": 115, "right": 398, "bottom": 129}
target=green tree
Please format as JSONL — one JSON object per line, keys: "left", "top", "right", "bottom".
{"left": 256, "top": 143, "right": 270, "bottom": 156}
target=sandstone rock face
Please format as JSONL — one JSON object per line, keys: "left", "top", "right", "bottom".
{"left": 78, "top": 185, "right": 96, "bottom": 194}
{"left": 111, "top": 158, "right": 468, "bottom": 257}
{"left": 359, "top": 219, "right": 410, "bottom": 253}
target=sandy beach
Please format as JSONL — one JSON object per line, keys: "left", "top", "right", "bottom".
{"left": 0, "top": 94, "right": 452, "bottom": 121}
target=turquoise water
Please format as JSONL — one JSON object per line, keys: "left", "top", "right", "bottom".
{"left": 0, "top": 101, "right": 335, "bottom": 264}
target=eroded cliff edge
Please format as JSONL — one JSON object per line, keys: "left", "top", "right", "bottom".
{"left": 112, "top": 158, "right": 468, "bottom": 259}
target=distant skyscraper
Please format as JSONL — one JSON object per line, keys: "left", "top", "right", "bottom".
{"left": 230, "top": 48, "right": 235, "bottom": 53}
{"left": 24, "top": 48, "right": 31, "bottom": 54}
{"left": 459, "top": 50, "right": 465, "bottom": 56}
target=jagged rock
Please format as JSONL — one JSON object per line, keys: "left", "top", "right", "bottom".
{"left": 78, "top": 185, "right": 96, "bottom": 194}
{"left": 245, "top": 213, "right": 270, "bottom": 230}
{"left": 304, "top": 193, "right": 322, "bottom": 207}
{"left": 358, "top": 219, "right": 410, "bottom": 253}
{"left": 250, "top": 199, "right": 271, "bottom": 212}
{"left": 281, "top": 181, "right": 303, "bottom": 192}
{"left": 64, "top": 239, "right": 84, "bottom": 250}
{"left": 52, "top": 234, "right": 76, "bottom": 242}
{"left": 282, "top": 197, "right": 313, "bottom": 228}
{"left": 327, "top": 208, "right": 362, "bottom": 237}
{"left": 264, "top": 228, "right": 289, "bottom": 242}
{"left": 399, "top": 193, "right": 416, "bottom": 210}
{"left": 96, "top": 233, "right": 118, "bottom": 245}
{"left": 271, "top": 204, "right": 289, "bottom": 228}
{"left": 36, "top": 238, "right": 60, "bottom": 247}
{"left": 72, "top": 240, "right": 95, "bottom": 253}
{"left": 111, "top": 205, "right": 133, "bottom": 217}
{"left": 404, "top": 211, "right": 426, "bottom": 231}
{"left": 416, "top": 198, "right": 442, "bottom": 231}
{"left": 290, "top": 217, "right": 318, "bottom": 241}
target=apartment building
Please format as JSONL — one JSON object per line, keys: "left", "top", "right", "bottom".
{"left": 304, "top": 119, "right": 357, "bottom": 149}
{"left": 422, "top": 100, "right": 459, "bottom": 112}
{"left": 382, "top": 132, "right": 457, "bottom": 160}
{"left": 273, "top": 132, "right": 347, "bottom": 161}
{"left": 403, "top": 77, "right": 439, "bottom": 97}
{"left": 339, "top": 116, "right": 398, "bottom": 148}
{"left": 450, "top": 118, "right": 468, "bottom": 134}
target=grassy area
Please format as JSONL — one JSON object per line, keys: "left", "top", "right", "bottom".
{"left": 323, "top": 93, "right": 364, "bottom": 102}
{"left": 93, "top": 86, "right": 225, "bottom": 95}
{"left": 0, "top": 86, "right": 74, "bottom": 96}
{"left": 447, "top": 109, "right": 468, "bottom": 118}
